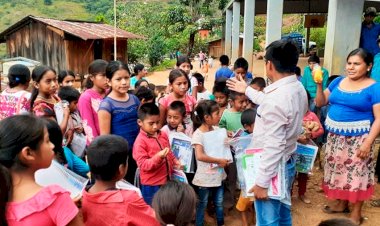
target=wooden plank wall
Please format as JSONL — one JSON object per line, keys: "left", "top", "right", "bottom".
{"left": 6, "top": 21, "right": 66, "bottom": 73}
{"left": 102, "top": 39, "right": 127, "bottom": 63}
{"left": 65, "top": 39, "right": 94, "bottom": 76}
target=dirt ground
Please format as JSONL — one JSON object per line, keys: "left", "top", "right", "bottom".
{"left": 147, "top": 59, "right": 380, "bottom": 226}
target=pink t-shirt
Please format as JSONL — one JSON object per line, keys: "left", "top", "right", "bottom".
{"left": 78, "top": 89, "right": 103, "bottom": 144}
{"left": 6, "top": 185, "right": 78, "bottom": 226}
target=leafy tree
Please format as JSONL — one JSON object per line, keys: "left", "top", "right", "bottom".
{"left": 148, "top": 33, "right": 166, "bottom": 66}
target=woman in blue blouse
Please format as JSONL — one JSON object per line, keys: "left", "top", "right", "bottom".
{"left": 316, "top": 48, "right": 380, "bottom": 224}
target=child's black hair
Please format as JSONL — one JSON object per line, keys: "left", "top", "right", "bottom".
{"left": 212, "top": 78, "right": 229, "bottom": 96}
{"left": 176, "top": 55, "right": 191, "bottom": 67}
{"left": 250, "top": 77, "right": 266, "bottom": 89}
{"left": 58, "top": 86, "right": 81, "bottom": 103}
{"left": 233, "top": 57, "right": 249, "bottom": 71}
{"left": 229, "top": 90, "right": 245, "bottom": 100}
{"left": 134, "top": 86, "right": 155, "bottom": 103}
{"left": 30, "top": 65, "right": 56, "bottom": 112}
{"left": 135, "top": 79, "right": 149, "bottom": 89}
{"left": 58, "top": 70, "right": 75, "bottom": 84}
{"left": 152, "top": 181, "right": 197, "bottom": 226}
{"left": 87, "top": 135, "right": 129, "bottom": 181}
{"left": 43, "top": 119, "right": 67, "bottom": 165}
{"left": 106, "top": 61, "right": 130, "bottom": 80}
{"left": 168, "top": 101, "right": 186, "bottom": 117}
{"left": 193, "top": 100, "right": 219, "bottom": 130}
{"left": 133, "top": 63, "right": 145, "bottom": 76}
{"left": 168, "top": 69, "right": 190, "bottom": 90}
{"left": 294, "top": 66, "right": 301, "bottom": 76}
{"left": 0, "top": 115, "right": 46, "bottom": 223}
{"left": 138, "top": 102, "right": 160, "bottom": 120}
{"left": 308, "top": 55, "right": 320, "bottom": 64}
{"left": 85, "top": 59, "right": 108, "bottom": 88}
{"left": 192, "top": 72, "right": 204, "bottom": 85}
{"left": 148, "top": 83, "right": 156, "bottom": 91}
{"left": 219, "top": 55, "right": 230, "bottom": 66}
{"left": 318, "top": 218, "right": 358, "bottom": 226}
{"left": 241, "top": 108, "right": 256, "bottom": 126}
{"left": 265, "top": 40, "right": 299, "bottom": 74}
{"left": 7, "top": 64, "right": 31, "bottom": 88}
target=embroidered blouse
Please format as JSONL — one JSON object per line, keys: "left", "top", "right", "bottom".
{"left": 326, "top": 76, "right": 380, "bottom": 136}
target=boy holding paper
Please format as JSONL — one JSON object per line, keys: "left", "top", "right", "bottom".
{"left": 227, "top": 40, "right": 308, "bottom": 225}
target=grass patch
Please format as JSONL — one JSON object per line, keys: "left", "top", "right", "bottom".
{"left": 149, "top": 59, "right": 176, "bottom": 72}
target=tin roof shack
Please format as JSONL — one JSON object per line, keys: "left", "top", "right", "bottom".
{"left": 0, "top": 15, "right": 143, "bottom": 75}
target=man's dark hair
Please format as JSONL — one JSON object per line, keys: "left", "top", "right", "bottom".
{"left": 219, "top": 55, "right": 230, "bottom": 66}
{"left": 58, "top": 86, "right": 81, "bottom": 103}
{"left": 265, "top": 39, "right": 299, "bottom": 74}
{"left": 87, "top": 135, "right": 129, "bottom": 181}
{"left": 138, "top": 103, "right": 160, "bottom": 120}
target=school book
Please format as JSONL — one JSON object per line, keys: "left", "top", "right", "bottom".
{"left": 202, "top": 128, "right": 233, "bottom": 168}
{"left": 35, "top": 160, "right": 89, "bottom": 199}
{"left": 229, "top": 135, "right": 253, "bottom": 190}
{"left": 169, "top": 132, "right": 193, "bottom": 173}
{"left": 242, "top": 148, "right": 286, "bottom": 200}
{"left": 295, "top": 142, "right": 319, "bottom": 173}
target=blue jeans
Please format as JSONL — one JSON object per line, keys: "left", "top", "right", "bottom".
{"left": 140, "top": 184, "right": 160, "bottom": 206}
{"left": 254, "top": 157, "right": 296, "bottom": 226}
{"left": 196, "top": 186, "right": 224, "bottom": 226}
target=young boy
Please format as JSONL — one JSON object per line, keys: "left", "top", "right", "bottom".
{"left": 133, "top": 103, "right": 181, "bottom": 205}
{"left": 236, "top": 108, "right": 256, "bottom": 226}
{"left": 219, "top": 90, "right": 248, "bottom": 211}
{"left": 215, "top": 55, "right": 233, "bottom": 80}
{"left": 193, "top": 73, "right": 213, "bottom": 102}
{"left": 82, "top": 134, "right": 160, "bottom": 226}
{"left": 58, "top": 86, "right": 86, "bottom": 157}
{"left": 134, "top": 86, "right": 155, "bottom": 105}
{"left": 212, "top": 78, "right": 230, "bottom": 118}
{"left": 248, "top": 77, "right": 266, "bottom": 110}
{"left": 231, "top": 57, "right": 253, "bottom": 84}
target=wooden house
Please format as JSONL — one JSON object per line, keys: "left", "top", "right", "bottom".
{"left": 208, "top": 37, "right": 243, "bottom": 59}
{"left": 0, "top": 15, "right": 143, "bottom": 75}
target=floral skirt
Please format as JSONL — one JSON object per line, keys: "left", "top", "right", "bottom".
{"left": 322, "top": 132, "right": 375, "bottom": 203}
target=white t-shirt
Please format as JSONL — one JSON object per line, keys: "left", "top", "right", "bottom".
{"left": 196, "top": 90, "right": 213, "bottom": 102}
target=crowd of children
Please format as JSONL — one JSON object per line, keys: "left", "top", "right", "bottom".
{"left": 0, "top": 44, "right": 372, "bottom": 226}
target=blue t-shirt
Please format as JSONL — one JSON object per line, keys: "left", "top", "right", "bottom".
{"left": 360, "top": 22, "right": 380, "bottom": 56}
{"left": 230, "top": 71, "right": 253, "bottom": 84}
{"left": 215, "top": 67, "right": 233, "bottom": 79}
{"left": 326, "top": 76, "right": 380, "bottom": 136}
{"left": 98, "top": 94, "right": 140, "bottom": 147}
{"left": 63, "top": 146, "right": 89, "bottom": 178}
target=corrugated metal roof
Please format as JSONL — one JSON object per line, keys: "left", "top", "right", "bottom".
{"left": 0, "top": 15, "right": 144, "bottom": 41}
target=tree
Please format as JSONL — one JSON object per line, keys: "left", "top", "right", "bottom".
{"left": 44, "top": 0, "right": 53, "bottom": 5}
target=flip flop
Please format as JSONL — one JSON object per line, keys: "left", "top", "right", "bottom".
{"left": 322, "top": 205, "right": 350, "bottom": 214}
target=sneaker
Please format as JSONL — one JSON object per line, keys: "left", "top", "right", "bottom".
{"left": 299, "top": 195, "right": 311, "bottom": 204}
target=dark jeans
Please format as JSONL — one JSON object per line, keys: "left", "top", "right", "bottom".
{"left": 297, "top": 172, "right": 309, "bottom": 196}
{"left": 196, "top": 186, "right": 224, "bottom": 226}
{"left": 140, "top": 184, "right": 160, "bottom": 206}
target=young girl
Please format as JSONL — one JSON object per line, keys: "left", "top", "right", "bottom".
{"left": 152, "top": 181, "right": 197, "bottom": 226}
{"left": 192, "top": 100, "right": 230, "bottom": 226}
{"left": 78, "top": 59, "right": 108, "bottom": 143}
{"left": 0, "top": 115, "right": 82, "bottom": 225}
{"left": 98, "top": 60, "right": 140, "bottom": 183}
{"left": 159, "top": 69, "right": 197, "bottom": 132}
{"left": 213, "top": 78, "right": 229, "bottom": 118}
{"left": 130, "top": 63, "right": 148, "bottom": 89}
{"left": 135, "top": 79, "right": 149, "bottom": 89}
{"left": 177, "top": 55, "right": 198, "bottom": 99}
{"left": 161, "top": 100, "right": 193, "bottom": 137}
{"left": 0, "top": 64, "right": 31, "bottom": 120}
{"left": 30, "top": 65, "right": 70, "bottom": 133}
{"left": 44, "top": 118, "right": 89, "bottom": 178}
{"left": 58, "top": 70, "right": 75, "bottom": 87}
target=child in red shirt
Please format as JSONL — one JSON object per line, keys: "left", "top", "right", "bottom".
{"left": 82, "top": 134, "right": 159, "bottom": 226}
{"left": 133, "top": 103, "right": 182, "bottom": 205}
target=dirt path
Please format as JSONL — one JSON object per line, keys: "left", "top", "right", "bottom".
{"left": 146, "top": 59, "right": 380, "bottom": 226}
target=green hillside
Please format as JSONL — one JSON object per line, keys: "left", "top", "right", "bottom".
{"left": 0, "top": 0, "right": 92, "bottom": 58}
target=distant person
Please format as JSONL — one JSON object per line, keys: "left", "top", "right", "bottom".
{"left": 360, "top": 7, "right": 380, "bottom": 56}
{"left": 193, "top": 73, "right": 213, "bottom": 102}
{"left": 215, "top": 55, "right": 233, "bottom": 79}
{"left": 208, "top": 56, "right": 214, "bottom": 68}
{"left": 130, "top": 64, "right": 148, "bottom": 90}
{"left": 370, "top": 37, "right": 380, "bottom": 82}
{"left": 58, "top": 70, "right": 75, "bottom": 87}
{"left": 0, "top": 64, "right": 31, "bottom": 120}
{"left": 198, "top": 50, "right": 205, "bottom": 68}
{"left": 301, "top": 55, "right": 329, "bottom": 112}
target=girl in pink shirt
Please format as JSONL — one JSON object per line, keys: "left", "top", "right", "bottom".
{"left": 78, "top": 60, "right": 108, "bottom": 144}
{"left": 159, "top": 69, "right": 197, "bottom": 132}
{"left": 0, "top": 115, "right": 82, "bottom": 226}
